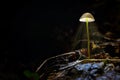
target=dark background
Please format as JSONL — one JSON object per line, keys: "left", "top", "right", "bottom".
{"left": 1, "top": 0, "right": 120, "bottom": 79}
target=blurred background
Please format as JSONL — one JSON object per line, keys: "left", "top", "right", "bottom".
{"left": 1, "top": 0, "right": 120, "bottom": 79}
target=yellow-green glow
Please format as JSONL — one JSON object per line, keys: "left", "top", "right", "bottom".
{"left": 79, "top": 12, "right": 95, "bottom": 58}
{"left": 86, "top": 18, "right": 90, "bottom": 58}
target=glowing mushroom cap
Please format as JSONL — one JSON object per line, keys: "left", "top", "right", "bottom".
{"left": 79, "top": 12, "right": 95, "bottom": 22}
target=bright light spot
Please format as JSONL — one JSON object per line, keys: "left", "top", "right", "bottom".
{"left": 79, "top": 18, "right": 95, "bottom": 22}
